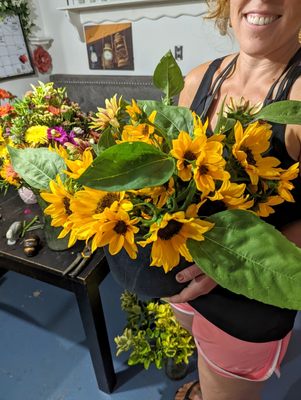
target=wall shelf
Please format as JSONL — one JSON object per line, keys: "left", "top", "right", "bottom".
{"left": 58, "top": 0, "right": 205, "bottom": 41}
{"left": 59, "top": 0, "right": 203, "bottom": 12}
{"left": 28, "top": 35, "right": 53, "bottom": 48}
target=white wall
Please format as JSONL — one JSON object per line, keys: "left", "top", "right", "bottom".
{"left": 1, "top": 0, "right": 238, "bottom": 97}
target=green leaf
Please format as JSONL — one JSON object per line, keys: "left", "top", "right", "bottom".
{"left": 8, "top": 146, "right": 66, "bottom": 190}
{"left": 254, "top": 100, "right": 301, "bottom": 125}
{"left": 139, "top": 100, "right": 194, "bottom": 138}
{"left": 153, "top": 50, "right": 184, "bottom": 104}
{"left": 97, "top": 126, "right": 116, "bottom": 154}
{"left": 187, "top": 209, "right": 301, "bottom": 310}
{"left": 213, "top": 96, "right": 227, "bottom": 134}
{"left": 77, "top": 141, "right": 175, "bottom": 191}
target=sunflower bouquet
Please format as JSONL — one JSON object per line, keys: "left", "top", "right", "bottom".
{"left": 0, "top": 81, "right": 96, "bottom": 191}
{"left": 7, "top": 52, "right": 301, "bottom": 310}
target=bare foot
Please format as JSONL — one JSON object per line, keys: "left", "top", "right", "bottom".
{"left": 175, "top": 381, "right": 202, "bottom": 400}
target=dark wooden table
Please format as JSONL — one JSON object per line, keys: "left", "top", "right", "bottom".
{"left": 0, "top": 189, "right": 116, "bottom": 393}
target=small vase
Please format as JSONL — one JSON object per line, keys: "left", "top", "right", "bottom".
{"left": 43, "top": 215, "right": 70, "bottom": 251}
{"left": 164, "top": 358, "right": 189, "bottom": 381}
{"left": 104, "top": 246, "right": 191, "bottom": 298}
{"left": 37, "top": 196, "right": 70, "bottom": 251}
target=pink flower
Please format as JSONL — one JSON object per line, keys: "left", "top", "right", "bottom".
{"left": 47, "top": 126, "right": 68, "bottom": 144}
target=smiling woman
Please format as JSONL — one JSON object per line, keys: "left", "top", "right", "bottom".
{"left": 173, "top": 1, "right": 301, "bottom": 399}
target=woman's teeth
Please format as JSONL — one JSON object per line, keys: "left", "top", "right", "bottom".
{"left": 246, "top": 14, "right": 279, "bottom": 26}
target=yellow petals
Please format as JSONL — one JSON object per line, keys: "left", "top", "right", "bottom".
{"left": 90, "top": 94, "right": 122, "bottom": 131}
{"left": 139, "top": 212, "right": 214, "bottom": 272}
{"left": 25, "top": 125, "right": 48, "bottom": 146}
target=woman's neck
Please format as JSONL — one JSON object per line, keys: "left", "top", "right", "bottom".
{"left": 236, "top": 44, "right": 301, "bottom": 88}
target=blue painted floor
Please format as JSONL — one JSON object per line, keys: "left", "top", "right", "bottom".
{"left": 0, "top": 271, "right": 301, "bottom": 400}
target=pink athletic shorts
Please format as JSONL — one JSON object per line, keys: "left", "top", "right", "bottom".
{"left": 171, "top": 302, "right": 291, "bottom": 381}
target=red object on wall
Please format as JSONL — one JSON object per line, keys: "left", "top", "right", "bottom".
{"left": 33, "top": 46, "right": 52, "bottom": 74}
{"left": 19, "top": 54, "right": 28, "bottom": 64}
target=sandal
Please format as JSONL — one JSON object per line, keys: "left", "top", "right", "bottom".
{"left": 174, "top": 380, "right": 202, "bottom": 400}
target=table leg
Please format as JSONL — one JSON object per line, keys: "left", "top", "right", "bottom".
{"left": 0, "top": 268, "right": 7, "bottom": 279}
{"left": 75, "top": 283, "right": 116, "bottom": 393}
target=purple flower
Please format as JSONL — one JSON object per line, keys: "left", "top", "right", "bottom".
{"left": 47, "top": 126, "right": 68, "bottom": 144}
{"left": 68, "top": 130, "right": 77, "bottom": 144}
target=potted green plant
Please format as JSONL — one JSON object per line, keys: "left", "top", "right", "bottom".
{"left": 114, "top": 290, "right": 195, "bottom": 380}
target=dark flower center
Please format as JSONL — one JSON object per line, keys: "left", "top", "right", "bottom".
{"left": 158, "top": 219, "right": 183, "bottom": 240}
{"left": 242, "top": 146, "right": 256, "bottom": 165}
{"left": 184, "top": 151, "right": 196, "bottom": 167}
{"left": 142, "top": 124, "right": 149, "bottom": 135}
{"left": 63, "top": 197, "right": 72, "bottom": 215}
{"left": 114, "top": 220, "right": 127, "bottom": 235}
{"left": 184, "top": 150, "right": 196, "bottom": 161}
{"left": 199, "top": 165, "right": 209, "bottom": 175}
{"left": 96, "top": 193, "right": 119, "bottom": 213}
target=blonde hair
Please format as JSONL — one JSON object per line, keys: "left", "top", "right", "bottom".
{"left": 206, "top": 0, "right": 230, "bottom": 36}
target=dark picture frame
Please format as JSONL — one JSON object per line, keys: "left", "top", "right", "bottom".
{"left": 85, "top": 23, "right": 134, "bottom": 71}
{"left": 0, "top": 14, "right": 35, "bottom": 81}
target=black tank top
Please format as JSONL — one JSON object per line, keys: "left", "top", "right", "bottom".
{"left": 188, "top": 49, "right": 301, "bottom": 342}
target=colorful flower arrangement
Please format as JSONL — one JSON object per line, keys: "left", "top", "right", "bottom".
{"left": 115, "top": 291, "right": 195, "bottom": 370}
{"left": 0, "top": 82, "right": 96, "bottom": 191}
{"left": 5, "top": 52, "right": 301, "bottom": 310}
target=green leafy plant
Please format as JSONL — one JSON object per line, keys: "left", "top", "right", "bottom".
{"left": 115, "top": 291, "right": 195, "bottom": 370}
{"left": 0, "top": 0, "right": 34, "bottom": 36}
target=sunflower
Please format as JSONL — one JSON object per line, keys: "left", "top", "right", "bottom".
{"left": 57, "top": 219, "right": 79, "bottom": 248}
{"left": 255, "top": 195, "right": 284, "bottom": 217}
{"left": 48, "top": 142, "right": 69, "bottom": 160}
{"left": 139, "top": 211, "right": 214, "bottom": 272}
{"left": 126, "top": 99, "right": 142, "bottom": 122}
{"left": 0, "top": 143, "right": 8, "bottom": 159}
{"left": 24, "top": 125, "right": 48, "bottom": 146}
{"left": 277, "top": 163, "right": 299, "bottom": 202}
{"left": 208, "top": 180, "right": 254, "bottom": 210}
{"left": 90, "top": 94, "right": 122, "bottom": 131}
{"left": 193, "top": 113, "right": 209, "bottom": 137}
{"left": 120, "top": 111, "right": 158, "bottom": 145}
{"left": 194, "top": 141, "right": 230, "bottom": 194}
{"left": 40, "top": 175, "right": 74, "bottom": 227}
{"left": 69, "top": 187, "right": 133, "bottom": 242}
{"left": 91, "top": 208, "right": 139, "bottom": 257}
{"left": 185, "top": 201, "right": 206, "bottom": 218}
{"left": 232, "top": 121, "right": 281, "bottom": 185}
{"left": 64, "top": 148, "right": 93, "bottom": 179}
{"left": 0, "top": 127, "right": 7, "bottom": 158}
{"left": 154, "top": 178, "right": 175, "bottom": 208}
{"left": 170, "top": 131, "right": 205, "bottom": 181}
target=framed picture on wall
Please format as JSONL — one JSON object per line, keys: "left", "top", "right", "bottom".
{"left": 85, "top": 23, "right": 134, "bottom": 70}
{"left": 0, "top": 14, "right": 35, "bottom": 81}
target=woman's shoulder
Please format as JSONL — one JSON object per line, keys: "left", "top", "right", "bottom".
{"left": 178, "top": 54, "right": 236, "bottom": 108}
{"left": 289, "top": 74, "right": 301, "bottom": 101}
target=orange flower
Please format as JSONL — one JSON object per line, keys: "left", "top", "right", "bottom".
{"left": 0, "top": 103, "right": 14, "bottom": 117}
{"left": 0, "top": 89, "right": 15, "bottom": 100}
{"left": 48, "top": 105, "right": 61, "bottom": 115}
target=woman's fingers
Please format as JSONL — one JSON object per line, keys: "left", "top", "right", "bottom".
{"left": 166, "top": 274, "right": 217, "bottom": 303}
{"left": 176, "top": 263, "right": 204, "bottom": 283}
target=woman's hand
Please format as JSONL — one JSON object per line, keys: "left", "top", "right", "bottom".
{"left": 166, "top": 264, "right": 217, "bottom": 303}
